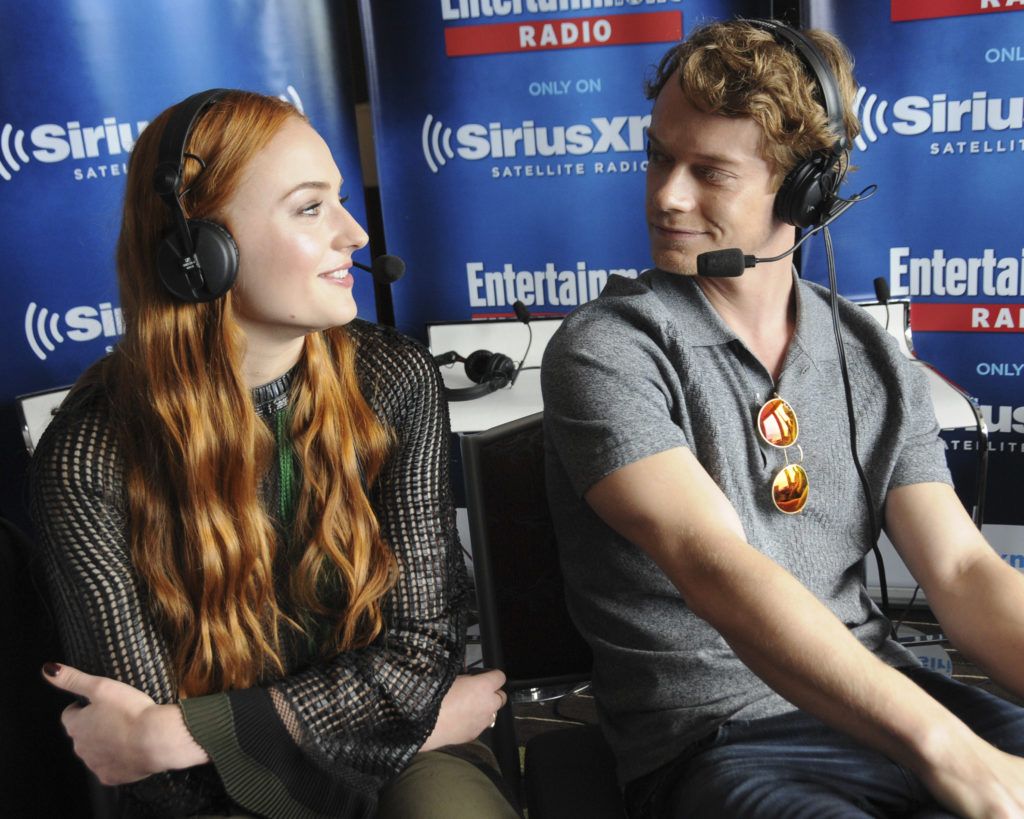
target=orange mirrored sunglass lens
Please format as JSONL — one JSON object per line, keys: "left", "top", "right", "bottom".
{"left": 758, "top": 397, "right": 799, "bottom": 448}
{"left": 772, "top": 464, "right": 809, "bottom": 514}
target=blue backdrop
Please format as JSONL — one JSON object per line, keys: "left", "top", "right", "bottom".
{"left": 0, "top": 0, "right": 370, "bottom": 523}
{"left": 803, "top": 0, "right": 1024, "bottom": 527}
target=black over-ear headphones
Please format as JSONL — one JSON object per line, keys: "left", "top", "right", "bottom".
{"left": 152, "top": 88, "right": 240, "bottom": 302}
{"left": 433, "top": 301, "right": 532, "bottom": 401}
{"left": 747, "top": 20, "right": 850, "bottom": 229}
{"left": 433, "top": 349, "right": 518, "bottom": 402}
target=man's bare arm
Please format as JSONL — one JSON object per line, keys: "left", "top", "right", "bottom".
{"left": 887, "top": 481, "right": 1024, "bottom": 699}
{"left": 585, "top": 447, "right": 1024, "bottom": 818}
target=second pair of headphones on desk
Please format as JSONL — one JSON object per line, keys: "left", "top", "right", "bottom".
{"left": 433, "top": 349, "right": 518, "bottom": 401}
{"left": 433, "top": 301, "right": 532, "bottom": 402}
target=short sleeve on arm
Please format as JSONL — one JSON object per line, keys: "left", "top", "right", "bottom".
{"left": 888, "top": 358, "right": 954, "bottom": 491}
{"left": 541, "top": 303, "right": 690, "bottom": 498}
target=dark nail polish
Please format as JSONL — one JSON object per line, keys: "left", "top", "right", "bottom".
{"left": 43, "top": 662, "right": 61, "bottom": 677}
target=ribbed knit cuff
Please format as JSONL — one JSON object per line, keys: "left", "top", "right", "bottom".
{"left": 180, "top": 692, "right": 327, "bottom": 819}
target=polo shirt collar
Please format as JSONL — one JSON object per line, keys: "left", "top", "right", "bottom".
{"left": 790, "top": 276, "right": 841, "bottom": 366}
{"left": 648, "top": 267, "right": 839, "bottom": 366}
{"left": 646, "top": 268, "right": 737, "bottom": 347}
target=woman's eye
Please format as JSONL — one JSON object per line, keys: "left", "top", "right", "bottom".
{"left": 339, "top": 195, "right": 350, "bottom": 206}
{"left": 301, "top": 201, "right": 322, "bottom": 216}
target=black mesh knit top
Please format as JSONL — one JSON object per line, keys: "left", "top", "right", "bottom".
{"left": 29, "top": 319, "right": 469, "bottom": 818}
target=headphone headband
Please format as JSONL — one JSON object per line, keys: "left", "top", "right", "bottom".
{"left": 744, "top": 19, "right": 850, "bottom": 227}
{"left": 153, "top": 88, "right": 230, "bottom": 201}
{"left": 746, "top": 19, "right": 848, "bottom": 155}
{"left": 153, "top": 88, "right": 239, "bottom": 303}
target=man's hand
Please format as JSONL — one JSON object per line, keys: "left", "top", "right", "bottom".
{"left": 421, "top": 670, "right": 508, "bottom": 752}
{"left": 918, "top": 729, "right": 1024, "bottom": 819}
{"left": 42, "top": 663, "right": 207, "bottom": 784}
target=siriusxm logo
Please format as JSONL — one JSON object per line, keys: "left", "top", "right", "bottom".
{"left": 981, "top": 403, "right": 1024, "bottom": 434}
{"left": 422, "top": 112, "right": 650, "bottom": 172}
{"left": 853, "top": 86, "right": 1024, "bottom": 152}
{"left": 25, "top": 301, "right": 123, "bottom": 361}
{"left": 0, "top": 116, "right": 146, "bottom": 181}
{"left": 1, "top": 86, "right": 304, "bottom": 182}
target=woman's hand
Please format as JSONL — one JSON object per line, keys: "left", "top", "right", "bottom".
{"left": 420, "top": 669, "right": 508, "bottom": 752}
{"left": 41, "top": 663, "right": 208, "bottom": 785}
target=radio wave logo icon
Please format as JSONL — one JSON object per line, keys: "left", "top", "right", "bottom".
{"left": 422, "top": 114, "right": 455, "bottom": 174}
{"left": 25, "top": 302, "right": 65, "bottom": 361}
{"left": 852, "top": 86, "right": 891, "bottom": 152}
{"left": 0, "top": 122, "right": 31, "bottom": 181}
{"left": 278, "top": 84, "right": 304, "bottom": 114}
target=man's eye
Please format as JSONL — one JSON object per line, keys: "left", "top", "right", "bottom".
{"left": 645, "top": 141, "right": 668, "bottom": 163}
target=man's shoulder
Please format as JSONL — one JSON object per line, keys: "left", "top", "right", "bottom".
{"left": 546, "top": 269, "right": 691, "bottom": 358}
{"left": 798, "top": 279, "right": 904, "bottom": 357}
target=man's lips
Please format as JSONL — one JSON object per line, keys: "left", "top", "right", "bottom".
{"left": 651, "top": 222, "right": 708, "bottom": 235}
{"left": 651, "top": 224, "right": 708, "bottom": 239}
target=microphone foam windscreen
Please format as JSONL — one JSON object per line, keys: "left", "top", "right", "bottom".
{"left": 372, "top": 254, "right": 406, "bottom": 284}
{"left": 873, "top": 276, "right": 890, "bottom": 304}
{"left": 513, "top": 300, "right": 531, "bottom": 324}
{"left": 696, "top": 248, "right": 747, "bottom": 278}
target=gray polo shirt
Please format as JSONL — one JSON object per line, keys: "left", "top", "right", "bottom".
{"left": 541, "top": 268, "right": 952, "bottom": 785}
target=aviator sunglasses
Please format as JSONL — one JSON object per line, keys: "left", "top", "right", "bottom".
{"left": 757, "top": 396, "right": 809, "bottom": 514}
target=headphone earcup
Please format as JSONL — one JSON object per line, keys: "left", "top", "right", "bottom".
{"left": 464, "top": 349, "right": 515, "bottom": 388}
{"left": 156, "top": 218, "right": 239, "bottom": 303}
{"left": 774, "top": 153, "right": 838, "bottom": 229}
{"left": 464, "top": 350, "right": 495, "bottom": 384}
{"left": 484, "top": 352, "right": 516, "bottom": 388}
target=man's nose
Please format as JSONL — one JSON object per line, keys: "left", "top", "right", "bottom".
{"left": 648, "top": 166, "right": 697, "bottom": 214}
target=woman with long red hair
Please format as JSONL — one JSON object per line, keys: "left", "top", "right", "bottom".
{"left": 30, "top": 89, "right": 516, "bottom": 818}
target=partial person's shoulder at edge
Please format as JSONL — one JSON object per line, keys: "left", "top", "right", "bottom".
{"left": 29, "top": 367, "right": 118, "bottom": 502}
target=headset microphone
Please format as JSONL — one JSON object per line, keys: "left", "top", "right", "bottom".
{"left": 509, "top": 301, "right": 533, "bottom": 385}
{"left": 693, "top": 19, "right": 860, "bottom": 282}
{"left": 873, "top": 276, "right": 890, "bottom": 304}
{"left": 696, "top": 238, "right": 807, "bottom": 278}
{"left": 695, "top": 191, "right": 871, "bottom": 279}
{"left": 353, "top": 254, "right": 406, "bottom": 284}
{"left": 696, "top": 241, "right": 803, "bottom": 278}
{"left": 696, "top": 248, "right": 756, "bottom": 278}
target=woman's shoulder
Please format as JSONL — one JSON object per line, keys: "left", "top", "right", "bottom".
{"left": 341, "top": 320, "right": 442, "bottom": 422}
{"left": 31, "top": 364, "right": 122, "bottom": 487}
{"left": 345, "top": 319, "right": 437, "bottom": 380}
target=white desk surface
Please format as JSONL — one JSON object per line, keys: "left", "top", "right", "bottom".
{"left": 439, "top": 368, "right": 543, "bottom": 434}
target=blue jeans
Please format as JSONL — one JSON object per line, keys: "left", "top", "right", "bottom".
{"left": 626, "top": 667, "right": 1024, "bottom": 819}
